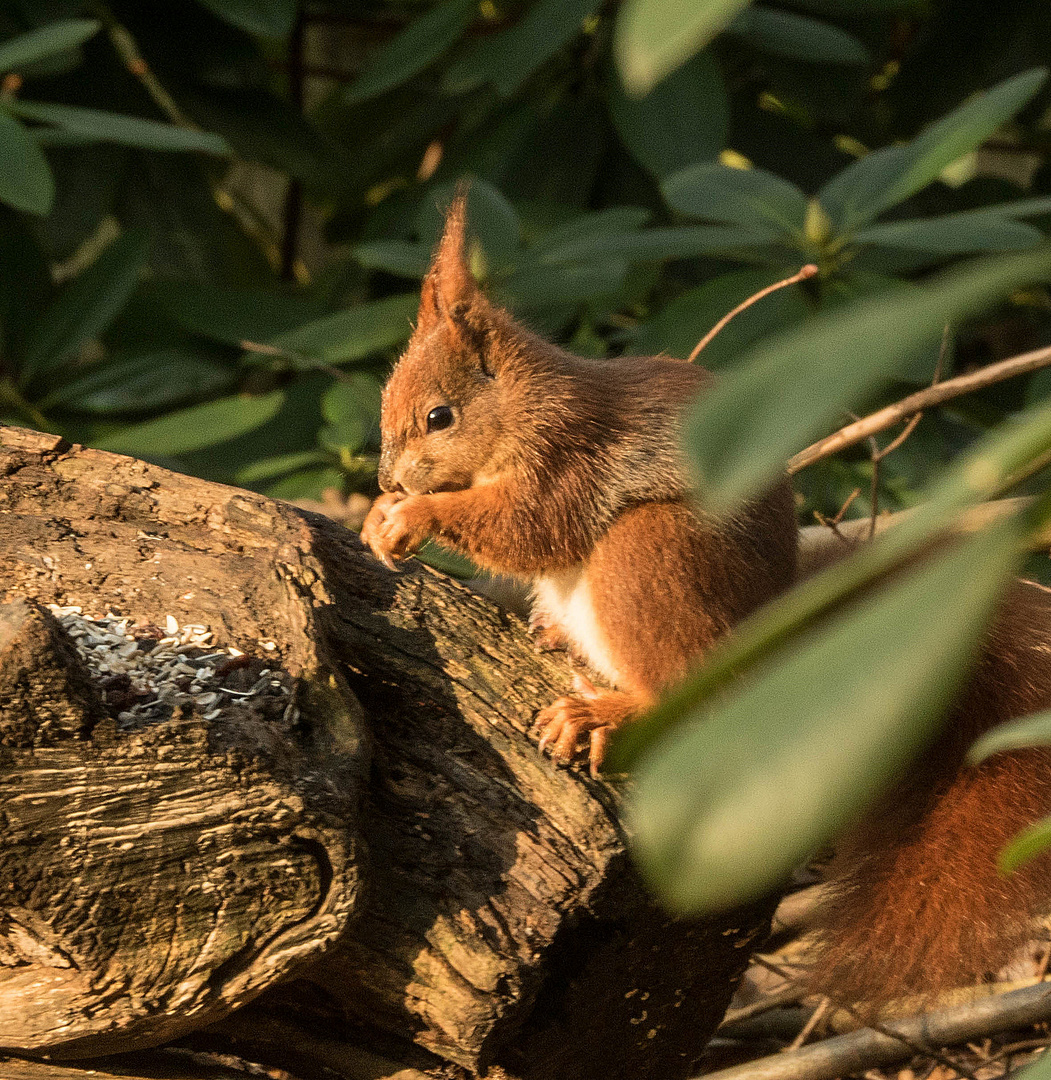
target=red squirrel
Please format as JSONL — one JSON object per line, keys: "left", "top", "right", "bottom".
{"left": 359, "top": 194, "right": 1051, "bottom": 1008}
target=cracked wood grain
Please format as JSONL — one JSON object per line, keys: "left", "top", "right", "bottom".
{"left": 0, "top": 425, "right": 771, "bottom": 1080}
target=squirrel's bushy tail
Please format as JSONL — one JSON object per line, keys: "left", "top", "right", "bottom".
{"left": 810, "top": 580, "right": 1051, "bottom": 1007}
{"left": 810, "top": 746, "right": 1051, "bottom": 1006}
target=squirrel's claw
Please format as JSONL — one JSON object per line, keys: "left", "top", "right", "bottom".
{"left": 534, "top": 686, "right": 640, "bottom": 776}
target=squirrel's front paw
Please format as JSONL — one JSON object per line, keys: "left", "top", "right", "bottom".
{"left": 535, "top": 678, "right": 639, "bottom": 778}
{"left": 360, "top": 492, "right": 436, "bottom": 570}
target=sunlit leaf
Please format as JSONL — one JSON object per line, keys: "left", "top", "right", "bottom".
{"left": 819, "top": 68, "right": 1048, "bottom": 232}
{"left": 21, "top": 229, "right": 149, "bottom": 385}
{"left": 614, "top": 0, "right": 752, "bottom": 96}
{"left": 236, "top": 450, "right": 327, "bottom": 484}
{"left": 344, "top": 0, "right": 476, "bottom": 103}
{"left": 95, "top": 391, "right": 285, "bottom": 456}
{"left": 627, "top": 519, "right": 1022, "bottom": 913}
{"left": 7, "top": 99, "right": 230, "bottom": 155}
{"left": 999, "top": 816, "right": 1051, "bottom": 875}
{"left": 0, "top": 108, "right": 53, "bottom": 216}
{"left": 0, "top": 18, "right": 99, "bottom": 72}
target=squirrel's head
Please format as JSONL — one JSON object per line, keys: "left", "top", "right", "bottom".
{"left": 378, "top": 192, "right": 531, "bottom": 495}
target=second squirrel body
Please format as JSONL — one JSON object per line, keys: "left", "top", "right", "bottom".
{"left": 361, "top": 194, "right": 1051, "bottom": 1009}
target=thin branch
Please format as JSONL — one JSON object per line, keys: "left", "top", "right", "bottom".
{"left": 697, "top": 982, "right": 1051, "bottom": 1080}
{"left": 689, "top": 264, "right": 818, "bottom": 362}
{"left": 788, "top": 343, "right": 1051, "bottom": 474}
{"left": 741, "top": 957, "right": 977, "bottom": 1080}
{"left": 95, "top": 4, "right": 200, "bottom": 130}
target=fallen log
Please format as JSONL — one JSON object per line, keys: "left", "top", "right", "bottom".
{"left": 0, "top": 424, "right": 772, "bottom": 1080}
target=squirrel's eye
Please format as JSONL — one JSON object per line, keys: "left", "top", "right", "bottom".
{"left": 426, "top": 405, "right": 454, "bottom": 433}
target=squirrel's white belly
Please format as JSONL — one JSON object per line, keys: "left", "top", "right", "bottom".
{"left": 532, "top": 567, "right": 622, "bottom": 686}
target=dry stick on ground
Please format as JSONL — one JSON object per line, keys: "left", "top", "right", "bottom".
{"left": 746, "top": 956, "right": 979, "bottom": 1080}
{"left": 701, "top": 982, "right": 1051, "bottom": 1080}
{"left": 788, "top": 343, "right": 1051, "bottom": 475}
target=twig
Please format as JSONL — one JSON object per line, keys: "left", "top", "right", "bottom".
{"left": 788, "top": 343, "right": 1051, "bottom": 474}
{"left": 742, "top": 958, "right": 978, "bottom": 1079}
{"left": 696, "top": 982, "right": 1051, "bottom": 1080}
{"left": 688, "top": 265, "right": 819, "bottom": 362}
{"left": 95, "top": 4, "right": 200, "bottom": 130}
{"left": 788, "top": 998, "right": 832, "bottom": 1051}
{"left": 721, "top": 986, "right": 810, "bottom": 1028}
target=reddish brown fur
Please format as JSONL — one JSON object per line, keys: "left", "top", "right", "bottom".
{"left": 811, "top": 580, "right": 1051, "bottom": 1006}
{"left": 361, "top": 193, "right": 1051, "bottom": 1009}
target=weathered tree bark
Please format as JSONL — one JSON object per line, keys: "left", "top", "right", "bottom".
{"left": 0, "top": 425, "right": 773, "bottom": 1080}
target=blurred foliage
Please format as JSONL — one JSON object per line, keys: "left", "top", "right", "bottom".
{"left": 6, "top": 0, "right": 1051, "bottom": 918}
{"left": 0, "top": 0, "right": 1047, "bottom": 516}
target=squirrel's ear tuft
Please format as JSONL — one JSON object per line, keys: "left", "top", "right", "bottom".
{"left": 417, "top": 187, "right": 479, "bottom": 335}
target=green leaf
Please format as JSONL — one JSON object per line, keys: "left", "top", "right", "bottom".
{"left": 320, "top": 373, "right": 382, "bottom": 453}
{"left": 614, "top": 0, "right": 752, "bottom": 96}
{"left": 999, "top": 816, "right": 1051, "bottom": 875}
{"left": 95, "top": 391, "right": 285, "bottom": 456}
{"left": 538, "top": 224, "right": 782, "bottom": 264}
{"left": 610, "top": 396, "right": 1051, "bottom": 772}
{"left": 968, "top": 708, "right": 1051, "bottom": 762}
{"left": 39, "top": 351, "right": 234, "bottom": 414}
{"left": 498, "top": 261, "right": 627, "bottom": 309}
{"left": 531, "top": 207, "right": 653, "bottom": 255}
{"left": 854, "top": 212, "right": 1044, "bottom": 254}
{"left": 627, "top": 519, "right": 1022, "bottom": 913}
{"left": 344, "top": 0, "right": 476, "bottom": 103}
{"left": 819, "top": 68, "right": 1048, "bottom": 232}
{"left": 147, "top": 281, "right": 326, "bottom": 348}
{"left": 726, "top": 6, "right": 870, "bottom": 65}
{"left": 6, "top": 99, "right": 230, "bottom": 155}
{"left": 443, "top": 0, "right": 604, "bottom": 97}
{"left": 0, "top": 19, "right": 100, "bottom": 73}
{"left": 235, "top": 450, "right": 327, "bottom": 484}
{"left": 685, "top": 244, "right": 1051, "bottom": 514}
{"left": 608, "top": 52, "right": 727, "bottom": 179}
{"left": 631, "top": 268, "right": 811, "bottom": 367}
{"left": 21, "top": 229, "right": 149, "bottom": 385}
{"left": 663, "top": 162, "right": 809, "bottom": 236}
{"left": 195, "top": 0, "right": 297, "bottom": 37}
{"left": 263, "top": 465, "right": 345, "bottom": 501}
{"left": 0, "top": 108, "right": 53, "bottom": 215}
{"left": 271, "top": 293, "right": 418, "bottom": 364}
{"left": 353, "top": 240, "right": 431, "bottom": 279}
